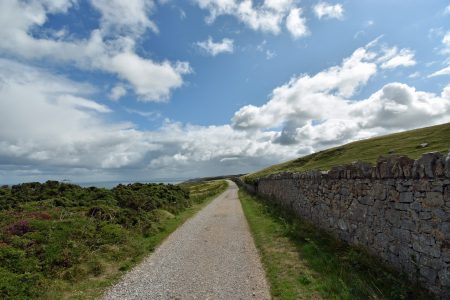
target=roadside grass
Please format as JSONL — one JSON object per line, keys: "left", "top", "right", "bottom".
{"left": 239, "top": 189, "right": 433, "bottom": 300}
{"left": 0, "top": 180, "right": 228, "bottom": 300}
{"left": 244, "top": 122, "right": 450, "bottom": 183}
{"left": 55, "top": 180, "right": 229, "bottom": 299}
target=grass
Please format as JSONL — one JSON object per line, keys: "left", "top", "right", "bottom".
{"left": 244, "top": 122, "right": 450, "bottom": 183}
{"left": 0, "top": 180, "right": 228, "bottom": 300}
{"left": 239, "top": 189, "right": 434, "bottom": 300}
{"left": 56, "top": 180, "right": 229, "bottom": 300}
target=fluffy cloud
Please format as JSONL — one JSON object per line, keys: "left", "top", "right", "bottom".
{"left": 286, "top": 8, "right": 308, "bottom": 38}
{"left": 232, "top": 42, "right": 450, "bottom": 148}
{"left": 0, "top": 0, "right": 190, "bottom": 102}
{"left": 0, "top": 59, "right": 140, "bottom": 169}
{"left": 378, "top": 47, "right": 416, "bottom": 69}
{"left": 313, "top": 2, "right": 344, "bottom": 20}
{"left": 196, "top": 37, "right": 235, "bottom": 56}
{"left": 109, "top": 52, "right": 191, "bottom": 102}
{"left": 0, "top": 58, "right": 292, "bottom": 182}
{"left": 194, "top": 0, "right": 307, "bottom": 36}
{"left": 428, "top": 66, "right": 450, "bottom": 78}
{"left": 109, "top": 85, "right": 127, "bottom": 101}
{"left": 445, "top": 4, "right": 450, "bottom": 15}
{"left": 2, "top": 39, "right": 450, "bottom": 183}
{"left": 352, "top": 83, "right": 450, "bottom": 129}
{"left": 232, "top": 46, "right": 377, "bottom": 131}
{"left": 91, "top": 0, "right": 158, "bottom": 35}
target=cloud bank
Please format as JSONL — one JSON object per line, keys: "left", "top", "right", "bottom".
{"left": 2, "top": 38, "right": 450, "bottom": 183}
{"left": 0, "top": 0, "right": 191, "bottom": 102}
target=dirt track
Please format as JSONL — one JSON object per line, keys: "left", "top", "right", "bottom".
{"left": 103, "top": 180, "right": 270, "bottom": 300}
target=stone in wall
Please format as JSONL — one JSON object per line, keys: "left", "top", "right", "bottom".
{"left": 254, "top": 152, "right": 450, "bottom": 298}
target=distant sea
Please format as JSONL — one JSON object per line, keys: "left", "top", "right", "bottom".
{"left": 75, "top": 179, "right": 185, "bottom": 189}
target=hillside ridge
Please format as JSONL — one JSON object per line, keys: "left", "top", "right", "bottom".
{"left": 245, "top": 122, "right": 450, "bottom": 183}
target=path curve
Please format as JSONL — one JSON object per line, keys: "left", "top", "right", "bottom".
{"left": 103, "top": 180, "right": 270, "bottom": 300}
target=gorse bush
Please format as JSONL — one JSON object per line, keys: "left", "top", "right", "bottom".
{"left": 0, "top": 180, "right": 224, "bottom": 299}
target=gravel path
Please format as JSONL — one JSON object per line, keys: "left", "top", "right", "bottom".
{"left": 103, "top": 180, "right": 270, "bottom": 300}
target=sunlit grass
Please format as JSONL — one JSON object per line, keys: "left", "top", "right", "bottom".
{"left": 245, "top": 122, "right": 450, "bottom": 183}
{"left": 239, "top": 189, "right": 433, "bottom": 300}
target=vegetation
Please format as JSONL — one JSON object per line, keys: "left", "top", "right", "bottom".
{"left": 239, "top": 189, "right": 433, "bottom": 300}
{"left": 0, "top": 179, "right": 228, "bottom": 299}
{"left": 244, "top": 122, "right": 450, "bottom": 183}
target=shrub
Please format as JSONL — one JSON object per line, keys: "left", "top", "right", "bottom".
{"left": 6, "top": 220, "right": 33, "bottom": 236}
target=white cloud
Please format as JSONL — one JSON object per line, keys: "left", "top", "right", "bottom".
{"left": 57, "top": 95, "right": 112, "bottom": 113}
{"left": 125, "top": 108, "right": 161, "bottom": 121}
{"left": 408, "top": 71, "right": 420, "bottom": 79}
{"left": 428, "top": 65, "right": 450, "bottom": 78}
{"left": 428, "top": 31, "right": 450, "bottom": 77}
{"left": 442, "top": 30, "right": 450, "bottom": 53}
{"left": 109, "top": 85, "right": 127, "bottom": 101}
{"left": 0, "top": 58, "right": 292, "bottom": 182}
{"left": 91, "top": 0, "right": 158, "bottom": 35}
{"left": 193, "top": 0, "right": 297, "bottom": 34}
{"left": 313, "top": 2, "right": 344, "bottom": 20}
{"left": 0, "top": 59, "right": 142, "bottom": 169}
{"left": 3, "top": 40, "right": 450, "bottom": 183}
{"left": 444, "top": 4, "right": 450, "bottom": 15}
{"left": 286, "top": 8, "right": 309, "bottom": 39}
{"left": 109, "top": 52, "right": 191, "bottom": 102}
{"left": 232, "top": 42, "right": 450, "bottom": 148}
{"left": 0, "top": 0, "right": 190, "bottom": 102}
{"left": 196, "top": 37, "right": 235, "bottom": 56}
{"left": 232, "top": 46, "right": 377, "bottom": 131}
{"left": 266, "top": 50, "right": 276, "bottom": 60}
{"left": 378, "top": 47, "right": 416, "bottom": 69}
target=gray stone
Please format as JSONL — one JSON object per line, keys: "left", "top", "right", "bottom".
{"left": 400, "top": 220, "right": 416, "bottom": 231}
{"left": 419, "top": 211, "right": 432, "bottom": 220}
{"left": 399, "top": 192, "right": 414, "bottom": 203}
{"left": 413, "top": 152, "right": 444, "bottom": 178}
{"left": 412, "top": 234, "right": 440, "bottom": 258}
{"left": 385, "top": 209, "right": 402, "bottom": 226}
{"left": 441, "top": 222, "right": 450, "bottom": 239}
{"left": 410, "top": 201, "right": 422, "bottom": 211}
{"left": 358, "top": 195, "right": 375, "bottom": 205}
{"left": 392, "top": 228, "right": 411, "bottom": 243}
{"left": 420, "top": 266, "right": 437, "bottom": 284}
{"left": 446, "top": 152, "right": 450, "bottom": 178}
{"left": 438, "top": 268, "right": 450, "bottom": 287}
{"left": 395, "top": 202, "right": 410, "bottom": 211}
{"left": 423, "top": 192, "right": 444, "bottom": 208}
{"left": 420, "top": 256, "right": 442, "bottom": 269}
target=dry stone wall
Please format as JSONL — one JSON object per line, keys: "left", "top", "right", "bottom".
{"left": 253, "top": 152, "right": 450, "bottom": 298}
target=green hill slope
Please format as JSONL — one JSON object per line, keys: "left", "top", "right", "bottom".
{"left": 245, "top": 122, "right": 450, "bottom": 183}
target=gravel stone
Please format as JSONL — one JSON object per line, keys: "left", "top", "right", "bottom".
{"left": 103, "top": 181, "right": 270, "bottom": 300}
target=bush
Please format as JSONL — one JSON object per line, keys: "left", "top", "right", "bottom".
{"left": 0, "top": 267, "right": 44, "bottom": 299}
{"left": 0, "top": 180, "right": 217, "bottom": 298}
{"left": 99, "top": 224, "right": 128, "bottom": 244}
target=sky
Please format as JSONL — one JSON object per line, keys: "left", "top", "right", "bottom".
{"left": 1, "top": 0, "right": 450, "bottom": 184}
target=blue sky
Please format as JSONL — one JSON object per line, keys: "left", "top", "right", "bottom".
{"left": 1, "top": 0, "right": 450, "bottom": 183}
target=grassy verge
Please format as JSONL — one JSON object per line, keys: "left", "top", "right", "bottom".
{"left": 239, "top": 189, "right": 433, "bottom": 300}
{"left": 0, "top": 180, "right": 228, "bottom": 299}
{"left": 56, "top": 180, "right": 229, "bottom": 299}
{"left": 245, "top": 122, "right": 450, "bottom": 183}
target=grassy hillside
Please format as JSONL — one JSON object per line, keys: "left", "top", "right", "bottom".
{"left": 245, "top": 122, "right": 450, "bottom": 183}
{"left": 0, "top": 180, "right": 227, "bottom": 299}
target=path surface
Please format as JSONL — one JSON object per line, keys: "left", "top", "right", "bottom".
{"left": 103, "top": 180, "right": 270, "bottom": 300}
